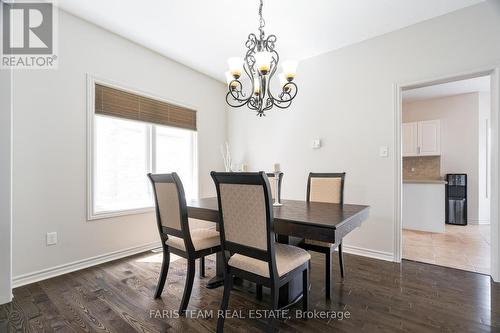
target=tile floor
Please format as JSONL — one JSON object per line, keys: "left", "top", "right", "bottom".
{"left": 402, "top": 224, "right": 490, "bottom": 274}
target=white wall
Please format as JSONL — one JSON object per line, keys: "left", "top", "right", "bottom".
{"left": 0, "top": 67, "right": 12, "bottom": 303}
{"left": 228, "top": 1, "right": 500, "bottom": 258}
{"left": 478, "top": 91, "right": 492, "bottom": 223}
{"left": 403, "top": 93, "right": 486, "bottom": 224}
{"left": 12, "top": 10, "right": 227, "bottom": 280}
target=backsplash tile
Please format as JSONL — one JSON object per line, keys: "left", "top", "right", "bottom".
{"left": 403, "top": 156, "right": 441, "bottom": 180}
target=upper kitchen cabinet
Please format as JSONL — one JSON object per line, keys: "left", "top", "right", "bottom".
{"left": 403, "top": 120, "right": 441, "bottom": 157}
{"left": 402, "top": 122, "right": 418, "bottom": 156}
{"left": 418, "top": 120, "right": 441, "bottom": 155}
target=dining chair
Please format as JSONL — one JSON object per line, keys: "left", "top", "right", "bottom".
{"left": 254, "top": 172, "right": 284, "bottom": 298}
{"left": 266, "top": 172, "right": 283, "bottom": 203}
{"left": 148, "top": 172, "right": 221, "bottom": 314}
{"left": 299, "top": 172, "right": 346, "bottom": 300}
{"left": 211, "top": 171, "right": 310, "bottom": 333}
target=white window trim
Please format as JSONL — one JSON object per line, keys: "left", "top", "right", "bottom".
{"left": 86, "top": 74, "right": 199, "bottom": 221}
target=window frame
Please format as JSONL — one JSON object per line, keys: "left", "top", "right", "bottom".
{"left": 86, "top": 75, "right": 199, "bottom": 221}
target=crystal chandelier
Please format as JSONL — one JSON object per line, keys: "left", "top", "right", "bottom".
{"left": 225, "top": 0, "right": 298, "bottom": 117}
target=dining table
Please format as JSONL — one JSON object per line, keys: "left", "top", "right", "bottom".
{"left": 187, "top": 197, "right": 370, "bottom": 307}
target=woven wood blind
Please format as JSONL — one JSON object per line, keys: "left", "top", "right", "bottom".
{"left": 94, "top": 84, "right": 196, "bottom": 130}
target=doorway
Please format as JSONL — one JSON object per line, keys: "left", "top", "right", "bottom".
{"left": 394, "top": 68, "right": 500, "bottom": 280}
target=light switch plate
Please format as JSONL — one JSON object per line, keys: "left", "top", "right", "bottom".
{"left": 379, "top": 146, "right": 389, "bottom": 157}
{"left": 46, "top": 232, "right": 57, "bottom": 246}
{"left": 312, "top": 139, "right": 321, "bottom": 149}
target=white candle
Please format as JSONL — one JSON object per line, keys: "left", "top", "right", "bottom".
{"left": 274, "top": 163, "right": 281, "bottom": 173}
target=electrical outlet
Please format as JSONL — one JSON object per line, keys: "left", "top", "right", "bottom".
{"left": 46, "top": 232, "right": 57, "bottom": 246}
{"left": 379, "top": 146, "right": 389, "bottom": 157}
{"left": 312, "top": 139, "right": 321, "bottom": 149}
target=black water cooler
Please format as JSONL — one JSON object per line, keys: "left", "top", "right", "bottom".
{"left": 445, "top": 174, "right": 467, "bottom": 225}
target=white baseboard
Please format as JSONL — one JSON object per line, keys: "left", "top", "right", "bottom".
{"left": 342, "top": 244, "right": 394, "bottom": 262}
{"left": 11, "top": 241, "right": 396, "bottom": 289}
{"left": 12, "top": 241, "right": 161, "bottom": 288}
{"left": 468, "top": 219, "right": 490, "bottom": 225}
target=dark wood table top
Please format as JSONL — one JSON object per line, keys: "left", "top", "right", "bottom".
{"left": 187, "top": 197, "right": 370, "bottom": 229}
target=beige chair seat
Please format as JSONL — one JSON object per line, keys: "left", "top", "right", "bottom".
{"left": 304, "top": 239, "right": 336, "bottom": 248}
{"left": 228, "top": 243, "right": 311, "bottom": 278}
{"left": 166, "top": 228, "right": 220, "bottom": 251}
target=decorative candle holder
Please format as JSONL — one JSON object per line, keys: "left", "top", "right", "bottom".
{"left": 273, "top": 171, "right": 282, "bottom": 206}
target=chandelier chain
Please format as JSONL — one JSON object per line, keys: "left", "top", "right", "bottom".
{"left": 258, "top": 0, "right": 265, "bottom": 39}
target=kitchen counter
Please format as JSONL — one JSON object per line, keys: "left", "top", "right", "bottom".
{"left": 403, "top": 179, "right": 447, "bottom": 184}
{"left": 403, "top": 182, "right": 445, "bottom": 233}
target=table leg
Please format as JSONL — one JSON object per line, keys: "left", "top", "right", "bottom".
{"left": 206, "top": 222, "right": 225, "bottom": 289}
{"left": 206, "top": 251, "right": 225, "bottom": 289}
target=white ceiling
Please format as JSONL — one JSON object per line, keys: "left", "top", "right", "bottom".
{"left": 58, "top": 0, "right": 485, "bottom": 82}
{"left": 403, "top": 76, "right": 491, "bottom": 102}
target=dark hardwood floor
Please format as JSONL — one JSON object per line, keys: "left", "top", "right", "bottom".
{"left": 1, "top": 251, "right": 499, "bottom": 332}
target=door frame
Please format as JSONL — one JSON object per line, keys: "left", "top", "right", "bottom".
{"left": 0, "top": 68, "right": 13, "bottom": 304}
{"left": 393, "top": 66, "right": 500, "bottom": 281}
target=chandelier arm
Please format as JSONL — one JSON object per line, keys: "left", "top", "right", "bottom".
{"left": 245, "top": 33, "right": 258, "bottom": 50}
{"left": 264, "top": 47, "right": 281, "bottom": 100}
{"left": 269, "top": 81, "right": 298, "bottom": 104}
{"left": 227, "top": 91, "right": 250, "bottom": 104}
{"left": 248, "top": 97, "right": 260, "bottom": 111}
{"left": 227, "top": 80, "right": 250, "bottom": 103}
{"left": 260, "top": 75, "right": 267, "bottom": 109}
{"left": 243, "top": 34, "right": 258, "bottom": 101}
{"left": 264, "top": 34, "right": 277, "bottom": 52}
{"left": 271, "top": 98, "right": 293, "bottom": 109}
{"left": 267, "top": 48, "right": 279, "bottom": 79}
{"left": 282, "top": 82, "right": 298, "bottom": 101}
{"left": 226, "top": 92, "right": 251, "bottom": 108}
{"left": 262, "top": 97, "right": 275, "bottom": 112}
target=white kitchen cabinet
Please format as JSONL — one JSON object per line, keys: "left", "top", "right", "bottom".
{"left": 418, "top": 120, "right": 441, "bottom": 156}
{"left": 402, "top": 120, "right": 440, "bottom": 157}
{"left": 402, "top": 122, "right": 418, "bottom": 156}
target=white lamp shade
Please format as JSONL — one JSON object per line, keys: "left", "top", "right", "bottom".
{"left": 227, "top": 57, "right": 243, "bottom": 77}
{"left": 254, "top": 51, "right": 272, "bottom": 74}
{"left": 282, "top": 60, "right": 298, "bottom": 79}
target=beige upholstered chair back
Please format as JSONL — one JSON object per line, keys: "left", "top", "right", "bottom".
{"left": 148, "top": 173, "right": 194, "bottom": 252}
{"left": 307, "top": 173, "right": 345, "bottom": 204}
{"left": 153, "top": 182, "right": 182, "bottom": 230}
{"left": 219, "top": 183, "right": 268, "bottom": 250}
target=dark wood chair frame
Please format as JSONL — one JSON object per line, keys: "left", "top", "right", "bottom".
{"left": 148, "top": 172, "right": 221, "bottom": 314}
{"left": 211, "top": 171, "right": 309, "bottom": 333}
{"left": 299, "top": 172, "right": 346, "bottom": 300}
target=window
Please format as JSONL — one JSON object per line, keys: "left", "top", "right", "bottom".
{"left": 88, "top": 80, "right": 197, "bottom": 219}
{"left": 155, "top": 125, "right": 197, "bottom": 200}
{"left": 94, "top": 116, "right": 151, "bottom": 214}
